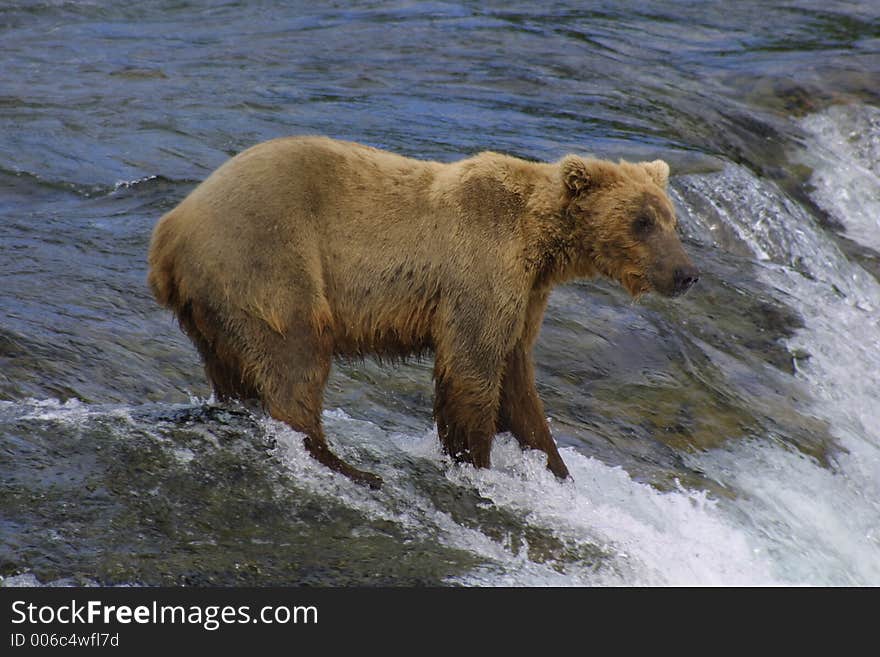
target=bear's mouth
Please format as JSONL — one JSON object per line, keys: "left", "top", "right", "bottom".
{"left": 621, "top": 271, "right": 651, "bottom": 299}
{"left": 650, "top": 277, "right": 678, "bottom": 298}
{"left": 647, "top": 269, "right": 699, "bottom": 298}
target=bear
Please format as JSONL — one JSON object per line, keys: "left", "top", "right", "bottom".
{"left": 147, "top": 136, "right": 698, "bottom": 489}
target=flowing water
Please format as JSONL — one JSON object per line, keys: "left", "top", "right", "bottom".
{"left": 1, "top": 0, "right": 879, "bottom": 586}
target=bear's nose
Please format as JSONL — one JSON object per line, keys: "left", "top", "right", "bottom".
{"left": 673, "top": 266, "right": 700, "bottom": 295}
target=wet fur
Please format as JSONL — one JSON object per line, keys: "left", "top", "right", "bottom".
{"left": 148, "top": 136, "right": 693, "bottom": 487}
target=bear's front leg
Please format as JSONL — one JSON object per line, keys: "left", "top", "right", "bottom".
{"left": 433, "top": 373, "right": 499, "bottom": 468}
{"left": 497, "top": 342, "right": 570, "bottom": 480}
{"left": 432, "top": 330, "right": 504, "bottom": 470}
{"left": 430, "top": 283, "right": 526, "bottom": 471}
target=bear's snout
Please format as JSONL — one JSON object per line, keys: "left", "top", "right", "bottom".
{"left": 672, "top": 265, "right": 700, "bottom": 296}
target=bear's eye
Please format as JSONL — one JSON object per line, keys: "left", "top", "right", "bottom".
{"left": 633, "top": 214, "right": 655, "bottom": 234}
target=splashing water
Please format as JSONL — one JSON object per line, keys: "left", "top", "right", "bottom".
{"left": 799, "top": 104, "right": 880, "bottom": 253}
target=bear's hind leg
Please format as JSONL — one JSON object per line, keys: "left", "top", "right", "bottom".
{"left": 184, "top": 300, "right": 381, "bottom": 489}
{"left": 178, "top": 301, "right": 260, "bottom": 401}
{"left": 258, "top": 315, "right": 383, "bottom": 490}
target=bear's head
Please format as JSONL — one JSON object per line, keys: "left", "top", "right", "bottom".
{"left": 560, "top": 155, "right": 699, "bottom": 298}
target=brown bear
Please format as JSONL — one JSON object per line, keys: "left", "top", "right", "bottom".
{"left": 148, "top": 136, "right": 698, "bottom": 489}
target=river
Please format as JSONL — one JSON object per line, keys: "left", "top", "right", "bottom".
{"left": 1, "top": 0, "right": 878, "bottom": 585}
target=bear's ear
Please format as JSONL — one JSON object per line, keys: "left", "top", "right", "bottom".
{"left": 641, "top": 159, "right": 670, "bottom": 188}
{"left": 561, "top": 155, "right": 614, "bottom": 196}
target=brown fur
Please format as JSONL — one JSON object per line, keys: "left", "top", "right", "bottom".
{"left": 147, "top": 136, "right": 697, "bottom": 488}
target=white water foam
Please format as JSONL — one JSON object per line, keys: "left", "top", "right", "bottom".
{"left": 0, "top": 573, "right": 42, "bottom": 587}
{"left": 16, "top": 397, "right": 93, "bottom": 421}
{"left": 798, "top": 104, "right": 880, "bottom": 253}
{"left": 689, "top": 441, "right": 880, "bottom": 585}
{"left": 671, "top": 135, "right": 880, "bottom": 584}
{"left": 268, "top": 412, "right": 593, "bottom": 586}
{"left": 268, "top": 410, "right": 779, "bottom": 586}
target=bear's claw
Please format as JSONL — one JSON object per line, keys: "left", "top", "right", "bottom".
{"left": 352, "top": 470, "right": 383, "bottom": 490}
